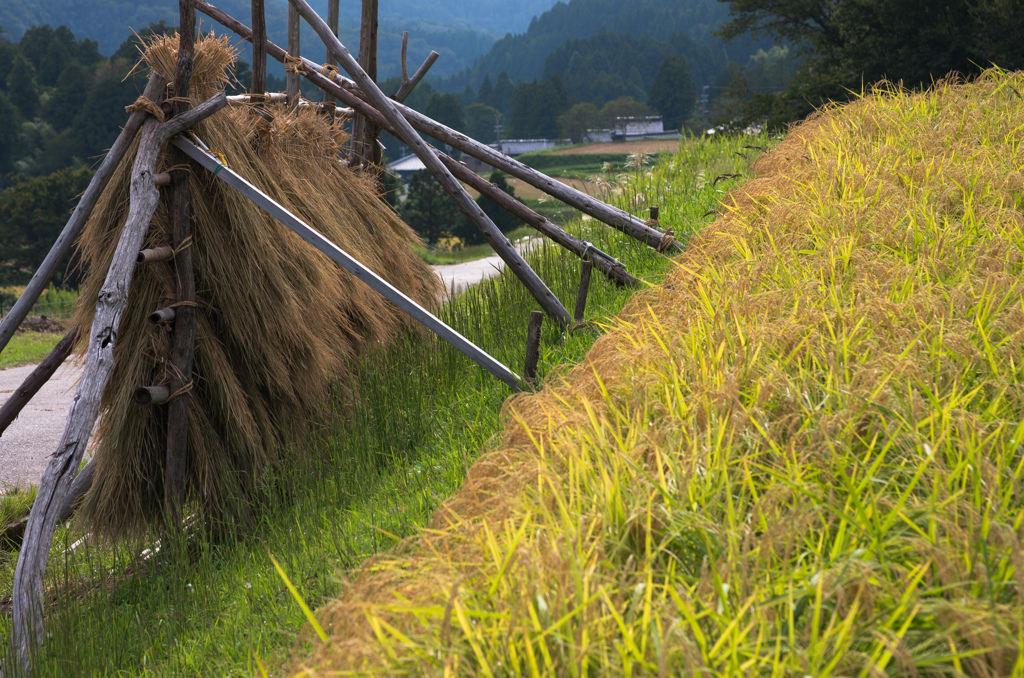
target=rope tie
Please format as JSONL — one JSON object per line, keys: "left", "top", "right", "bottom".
{"left": 167, "top": 380, "right": 194, "bottom": 402}
{"left": 320, "top": 62, "right": 340, "bottom": 78}
{"left": 172, "top": 235, "right": 193, "bottom": 257}
{"left": 656, "top": 227, "right": 676, "bottom": 253}
{"left": 167, "top": 300, "right": 198, "bottom": 309}
{"left": 284, "top": 54, "right": 308, "bottom": 75}
{"left": 125, "top": 95, "right": 166, "bottom": 122}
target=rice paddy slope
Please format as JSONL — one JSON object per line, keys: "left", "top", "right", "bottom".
{"left": 292, "top": 70, "right": 1024, "bottom": 676}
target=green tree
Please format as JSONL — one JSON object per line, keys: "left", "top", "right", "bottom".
{"left": 647, "top": 53, "right": 697, "bottom": 131}
{"left": 493, "top": 71, "right": 515, "bottom": 117}
{"left": 399, "top": 169, "right": 463, "bottom": 244}
{"left": 716, "top": 0, "right": 1024, "bottom": 126}
{"left": 452, "top": 171, "right": 521, "bottom": 244}
{"left": 424, "top": 92, "right": 465, "bottom": 132}
{"left": 17, "top": 25, "right": 54, "bottom": 70}
{"left": 476, "top": 73, "right": 494, "bottom": 106}
{"left": 0, "top": 91, "right": 21, "bottom": 177}
{"left": 6, "top": 54, "right": 39, "bottom": 119}
{"left": 599, "top": 96, "right": 652, "bottom": 129}
{"left": 625, "top": 65, "right": 646, "bottom": 100}
{"left": 464, "top": 103, "right": 502, "bottom": 143}
{"left": 509, "top": 76, "right": 569, "bottom": 138}
{"left": 38, "top": 39, "right": 70, "bottom": 87}
{"left": 70, "top": 62, "right": 142, "bottom": 160}
{"left": 557, "top": 101, "right": 600, "bottom": 143}
{"left": 0, "top": 163, "right": 93, "bottom": 284}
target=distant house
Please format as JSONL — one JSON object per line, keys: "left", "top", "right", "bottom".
{"left": 387, "top": 153, "right": 426, "bottom": 182}
{"left": 497, "top": 138, "right": 563, "bottom": 156}
{"left": 610, "top": 116, "right": 680, "bottom": 141}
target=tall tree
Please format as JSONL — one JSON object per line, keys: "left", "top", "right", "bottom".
{"left": 0, "top": 91, "right": 21, "bottom": 177}
{"left": 464, "top": 102, "right": 502, "bottom": 143}
{"left": 399, "top": 169, "right": 463, "bottom": 244}
{"left": 557, "top": 101, "right": 600, "bottom": 143}
{"left": 647, "top": 53, "right": 697, "bottom": 131}
{"left": 6, "top": 54, "right": 39, "bottom": 119}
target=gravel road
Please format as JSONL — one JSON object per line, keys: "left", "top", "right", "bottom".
{"left": 0, "top": 252, "right": 525, "bottom": 489}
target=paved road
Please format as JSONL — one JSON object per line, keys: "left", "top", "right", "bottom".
{"left": 0, "top": 252, "right": 527, "bottom": 490}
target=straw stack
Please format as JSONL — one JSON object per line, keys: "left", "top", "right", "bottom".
{"left": 70, "top": 33, "right": 441, "bottom": 536}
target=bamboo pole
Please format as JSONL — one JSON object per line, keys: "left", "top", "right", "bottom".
{"left": 191, "top": 1, "right": 678, "bottom": 253}
{"left": 286, "top": 1, "right": 301, "bottom": 107}
{"left": 287, "top": 0, "right": 571, "bottom": 327}
{"left": 0, "top": 72, "right": 166, "bottom": 357}
{"left": 10, "top": 92, "right": 227, "bottom": 672}
{"left": 166, "top": 0, "right": 198, "bottom": 521}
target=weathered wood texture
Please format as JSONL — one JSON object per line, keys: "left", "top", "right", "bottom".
{"left": 0, "top": 326, "right": 78, "bottom": 436}
{"left": 323, "top": 0, "right": 339, "bottom": 107}
{"left": 251, "top": 0, "right": 266, "bottom": 96}
{"left": 191, "top": 1, "right": 677, "bottom": 254}
{"left": 287, "top": 0, "right": 571, "bottom": 327}
{"left": 393, "top": 31, "right": 439, "bottom": 103}
{"left": 0, "top": 73, "right": 166, "bottom": 357}
{"left": 574, "top": 259, "right": 593, "bottom": 324}
{"left": 166, "top": 0, "right": 199, "bottom": 521}
{"left": 10, "top": 92, "right": 227, "bottom": 673}
{"left": 286, "top": 1, "right": 301, "bottom": 106}
{"left": 524, "top": 310, "right": 543, "bottom": 387}
{"left": 356, "top": 0, "right": 380, "bottom": 166}
{"left": 174, "top": 134, "right": 524, "bottom": 391}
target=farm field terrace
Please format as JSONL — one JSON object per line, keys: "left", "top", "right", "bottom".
{"left": 0, "top": 132, "right": 757, "bottom": 675}
{"left": 289, "top": 69, "right": 1024, "bottom": 675}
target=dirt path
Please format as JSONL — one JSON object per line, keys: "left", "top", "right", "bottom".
{"left": 0, "top": 254, "right": 524, "bottom": 490}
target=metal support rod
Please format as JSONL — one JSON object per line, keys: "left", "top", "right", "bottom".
{"left": 174, "top": 135, "right": 524, "bottom": 391}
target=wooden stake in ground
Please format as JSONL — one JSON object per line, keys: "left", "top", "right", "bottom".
{"left": 251, "top": 0, "right": 266, "bottom": 97}
{"left": 574, "top": 259, "right": 593, "bottom": 324}
{"left": 288, "top": 0, "right": 571, "bottom": 327}
{"left": 354, "top": 0, "right": 379, "bottom": 166}
{"left": 0, "top": 72, "right": 166, "bottom": 357}
{"left": 286, "top": 0, "right": 301, "bottom": 106}
{"left": 166, "top": 0, "right": 198, "bottom": 521}
{"left": 524, "top": 310, "right": 543, "bottom": 387}
{"left": 10, "top": 92, "right": 227, "bottom": 673}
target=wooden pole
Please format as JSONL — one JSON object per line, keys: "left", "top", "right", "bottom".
{"left": 10, "top": 92, "right": 227, "bottom": 672}
{"left": 287, "top": 0, "right": 571, "bottom": 327}
{"left": 323, "top": 0, "right": 339, "bottom": 108}
{"left": 191, "top": 0, "right": 677, "bottom": 252}
{"left": 0, "top": 326, "right": 78, "bottom": 436}
{"left": 166, "top": 0, "right": 198, "bottom": 522}
{"left": 524, "top": 310, "right": 543, "bottom": 387}
{"left": 354, "top": 0, "right": 379, "bottom": 166}
{"left": 393, "top": 32, "right": 439, "bottom": 103}
{"left": 175, "top": 134, "right": 524, "bottom": 390}
{"left": 574, "top": 259, "right": 593, "bottom": 324}
{"left": 286, "top": 1, "right": 301, "bottom": 107}
{"left": 250, "top": 0, "right": 266, "bottom": 98}
{"left": 438, "top": 154, "right": 637, "bottom": 287}
{"left": 0, "top": 72, "right": 166, "bottom": 357}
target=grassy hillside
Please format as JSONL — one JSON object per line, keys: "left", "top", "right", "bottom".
{"left": 0, "top": 134, "right": 756, "bottom": 675}
{"left": 289, "top": 69, "right": 1024, "bottom": 675}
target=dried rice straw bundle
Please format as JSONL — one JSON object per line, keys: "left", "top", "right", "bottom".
{"left": 71, "top": 33, "right": 441, "bottom": 537}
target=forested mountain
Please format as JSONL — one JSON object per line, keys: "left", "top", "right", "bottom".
{"left": 438, "top": 0, "right": 772, "bottom": 91}
{"left": 0, "top": 0, "right": 560, "bottom": 77}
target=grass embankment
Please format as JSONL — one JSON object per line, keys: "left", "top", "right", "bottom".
{"left": 292, "top": 71, "right": 1024, "bottom": 676}
{"left": 0, "top": 332, "right": 62, "bottom": 369}
{"left": 0, "top": 134, "right": 756, "bottom": 675}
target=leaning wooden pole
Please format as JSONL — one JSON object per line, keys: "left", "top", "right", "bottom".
{"left": 0, "top": 73, "right": 166, "bottom": 357}
{"left": 192, "top": 0, "right": 677, "bottom": 253}
{"left": 0, "top": 326, "right": 78, "bottom": 436}
{"left": 10, "top": 92, "right": 227, "bottom": 673}
{"left": 323, "top": 0, "right": 339, "bottom": 108}
{"left": 165, "top": 1, "right": 198, "bottom": 521}
{"left": 288, "top": 0, "right": 571, "bottom": 327}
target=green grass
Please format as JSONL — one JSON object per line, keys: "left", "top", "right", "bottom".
{"left": 0, "top": 134, "right": 757, "bottom": 676}
{"left": 0, "top": 332, "right": 63, "bottom": 369}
